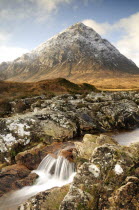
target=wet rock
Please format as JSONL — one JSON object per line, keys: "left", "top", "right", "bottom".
{"left": 0, "top": 141, "right": 75, "bottom": 199}
{"left": 58, "top": 147, "right": 75, "bottom": 162}
{"left": 15, "top": 143, "right": 45, "bottom": 170}
{"left": 15, "top": 142, "right": 75, "bottom": 170}
{"left": 0, "top": 164, "right": 30, "bottom": 197}
{"left": 14, "top": 173, "right": 38, "bottom": 189}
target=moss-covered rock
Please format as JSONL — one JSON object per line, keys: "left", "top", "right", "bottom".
{"left": 19, "top": 184, "right": 70, "bottom": 210}
{"left": 75, "top": 134, "right": 117, "bottom": 160}
{"left": 60, "top": 142, "right": 139, "bottom": 210}
{"left": 109, "top": 176, "right": 139, "bottom": 209}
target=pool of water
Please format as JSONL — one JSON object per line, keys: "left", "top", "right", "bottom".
{"left": 113, "top": 128, "right": 139, "bottom": 146}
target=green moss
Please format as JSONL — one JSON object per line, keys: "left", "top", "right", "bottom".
{"left": 104, "top": 169, "right": 116, "bottom": 185}
{"left": 80, "top": 184, "right": 101, "bottom": 210}
{"left": 77, "top": 203, "right": 91, "bottom": 210}
{"left": 41, "top": 185, "right": 69, "bottom": 209}
{"left": 10, "top": 149, "right": 16, "bottom": 158}
{"left": 10, "top": 145, "right": 24, "bottom": 162}
{"left": 39, "top": 136, "right": 47, "bottom": 142}
{"left": 74, "top": 157, "right": 88, "bottom": 165}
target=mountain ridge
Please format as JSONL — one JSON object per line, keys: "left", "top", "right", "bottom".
{"left": 0, "top": 22, "right": 138, "bottom": 82}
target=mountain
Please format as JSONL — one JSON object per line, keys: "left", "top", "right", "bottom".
{"left": 0, "top": 22, "right": 139, "bottom": 83}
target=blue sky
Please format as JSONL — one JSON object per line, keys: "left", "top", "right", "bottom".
{"left": 0, "top": 0, "right": 139, "bottom": 66}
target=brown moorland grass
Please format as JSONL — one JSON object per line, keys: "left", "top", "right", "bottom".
{"left": 1, "top": 76, "right": 139, "bottom": 116}
{"left": 62, "top": 69, "right": 139, "bottom": 90}
{"left": 0, "top": 78, "right": 97, "bottom": 99}
{"left": 0, "top": 78, "right": 97, "bottom": 116}
{"left": 91, "top": 76, "right": 139, "bottom": 90}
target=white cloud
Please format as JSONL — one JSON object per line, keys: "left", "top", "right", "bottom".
{"left": 34, "top": 0, "right": 100, "bottom": 13}
{"left": 83, "top": 12, "right": 139, "bottom": 67}
{"left": 35, "top": 0, "right": 72, "bottom": 12}
{"left": 114, "top": 13, "right": 139, "bottom": 67}
{"left": 0, "top": 31, "right": 12, "bottom": 47}
{"left": 0, "top": 46, "right": 29, "bottom": 63}
{"left": 83, "top": 0, "right": 103, "bottom": 6}
{"left": 0, "top": 33, "right": 10, "bottom": 43}
{"left": 33, "top": 0, "right": 73, "bottom": 21}
{"left": 0, "top": 0, "right": 101, "bottom": 22}
{"left": 0, "top": 0, "right": 74, "bottom": 22}
{"left": 0, "top": 30, "right": 28, "bottom": 63}
{"left": 82, "top": 19, "right": 111, "bottom": 35}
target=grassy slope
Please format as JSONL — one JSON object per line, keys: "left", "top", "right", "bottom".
{"left": 68, "top": 71, "right": 139, "bottom": 90}
{"left": 0, "top": 78, "right": 97, "bottom": 116}
{"left": 0, "top": 78, "right": 97, "bottom": 99}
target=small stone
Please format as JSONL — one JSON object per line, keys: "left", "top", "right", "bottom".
{"left": 114, "top": 164, "right": 123, "bottom": 175}
{"left": 88, "top": 164, "right": 100, "bottom": 177}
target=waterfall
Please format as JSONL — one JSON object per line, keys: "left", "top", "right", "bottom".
{"left": 0, "top": 153, "right": 76, "bottom": 210}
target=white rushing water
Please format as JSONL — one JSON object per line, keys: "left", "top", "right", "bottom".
{"left": 114, "top": 128, "right": 139, "bottom": 146}
{"left": 0, "top": 154, "right": 76, "bottom": 209}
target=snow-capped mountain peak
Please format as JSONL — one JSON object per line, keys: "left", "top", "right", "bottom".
{"left": 0, "top": 22, "right": 138, "bottom": 82}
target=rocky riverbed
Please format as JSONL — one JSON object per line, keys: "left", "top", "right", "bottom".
{"left": 17, "top": 134, "right": 139, "bottom": 210}
{"left": 0, "top": 90, "right": 139, "bottom": 209}
{"left": 0, "top": 91, "right": 139, "bottom": 165}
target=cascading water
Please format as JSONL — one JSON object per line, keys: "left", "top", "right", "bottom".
{"left": 0, "top": 152, "right": 76, "bottom": 210}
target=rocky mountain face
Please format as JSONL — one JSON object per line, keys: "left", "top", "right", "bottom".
{"left": 0, "top": 23, "right": 139, "bottom": 82}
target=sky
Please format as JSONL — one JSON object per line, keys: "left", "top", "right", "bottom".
{"left": 0, "top": 0, "right": 139, "bottom": 66}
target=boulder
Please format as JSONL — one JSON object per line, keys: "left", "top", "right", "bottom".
{"left": 1, "top": 91, "right": 139, "bottom": 166}
{"left": 109, "top": 176, "right": 139, "bottom": 209}
{"left": 18, "top": 185, "right": 69, "bottom": 210}
{"left": 0, "top": 164, "right": 32, "bottom": 197}
{"left": 60, "top": 142, "right": 139, "bottom": 210}
{"left": 15, "top": 143, "right": 45, "bottom": 170}
{"left": 75, "top": 134, "right": 117, "bottom": 160}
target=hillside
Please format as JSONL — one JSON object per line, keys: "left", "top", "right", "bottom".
{"left": 0, "top": 78, "right": 97, "bottom": 116}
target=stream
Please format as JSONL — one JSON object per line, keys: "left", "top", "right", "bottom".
{"left": 0, "top": 152, "right": 76, "bottom": 210}
{"left": 0, "top": 128, "right": 139, "bottom": 209}
{"left": 113, "top": 128, "right": 139, "bottom": 146}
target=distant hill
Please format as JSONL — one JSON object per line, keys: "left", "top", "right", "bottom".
{"left": 0, "top": 23, "right": 138, "bottom": 85}
{"left": 0, "top": 78, "right": 97, "bottom": 116}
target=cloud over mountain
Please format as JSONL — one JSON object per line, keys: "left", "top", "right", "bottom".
{"left": 83, "top": 12, "right": 139, "bottom": 66}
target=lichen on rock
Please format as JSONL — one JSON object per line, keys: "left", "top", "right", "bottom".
{"left": 1, "top": 91, "right": 139, "bottom": 165}
{"left": 60, "top": 141, "right": 139, "bottom": 210}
